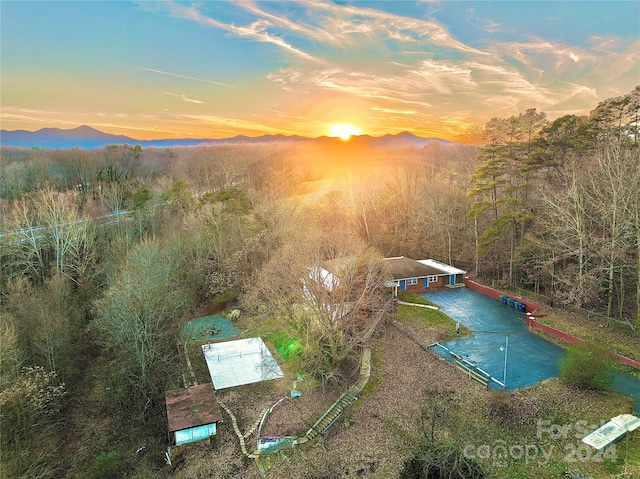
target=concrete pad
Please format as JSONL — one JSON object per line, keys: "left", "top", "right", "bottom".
{"left": 202, "top": 337, "right": 284, "bottom": 390}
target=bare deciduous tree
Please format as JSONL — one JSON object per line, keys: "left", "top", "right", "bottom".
{"left": 92, "top": 239, "right": 192, "bottom": 421}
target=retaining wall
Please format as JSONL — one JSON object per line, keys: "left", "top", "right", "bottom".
{"left": 525, "top": 316, "right": 583, "bottom": 345}
{"left": 463, "top": 278, "right": 542, "bottom": 313}
{"left": 526, "top": 316, "right": 640, "bottom": 370}
{"left": 464, "top": 278, "right": 640, "bottom": 371}
{"left": 613, "top": 354, "right": 640, "bottom": 370}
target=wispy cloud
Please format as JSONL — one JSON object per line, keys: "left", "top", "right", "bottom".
{"left": 409, "top": 59, "right": 477, "bottom": 95}
{"left": 163, "top": 91, "right": 205, "bottom": 104}
{"left": 490, "top": 38, "right": 592, "bottom": 70}
{"left": 162, "top": 0, "right": 573, "bottom": 121}
{"left": 268, "top": 52, "right": 574, "bottom": 117}
{"left": 268, "top": 67, "right": 434, "bottom": 109}
{"left": 167, "top": 2, "right": 321, "bottom": 62}
{"left": 465, "top": 61, "right": 556, "bottom": 108}
{"left": 0, "top": 106, "right": 182, "bottom": 136}
{"left": 140, "top": 67, "right": 238, "bottom": 89}
{"left": 371, "top": 107, "right": 419, "bottom": 115}
{"left": 302, "top": 0, "right": 488, "bottom": 55}
{"left": 178, "top": 113, "right": 299, "bottom": 136}
{"left": 3, "top": 1, "right": 638, "bottom": 140}
{"left": 1, "top": 107, "right": 81, "bottom": 127}
{"left": 168, "top": 0, "right": 488, "bottom": 63}
{"left": 238, "top": 1, "right": 327, "bottom": 41}
{"left": 483, "top": 19, "right": 503, "bottom": 33}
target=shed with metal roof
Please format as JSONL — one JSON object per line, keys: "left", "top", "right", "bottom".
{"left": 165, "top": 383, "right": 223, "bottom": 446}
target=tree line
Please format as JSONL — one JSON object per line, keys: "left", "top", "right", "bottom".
{"left": 0, "top": 86, "right": 638, "bottom": 477}
{"left": 469, "top": 86, "right": 639, "bottom": 322}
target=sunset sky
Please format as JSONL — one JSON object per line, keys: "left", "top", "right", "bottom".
{"left": 1, "top": 1, "right": 639, "bottom": 141}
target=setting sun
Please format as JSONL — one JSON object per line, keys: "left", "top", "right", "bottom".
{"left": 329, "top": 123, "right": 361, "bottom": 141}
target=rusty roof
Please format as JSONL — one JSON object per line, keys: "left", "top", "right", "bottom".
{"left": 383, "top": 256, "right": 445, "bottom": 280}
{"left": 165, "top": 383, "right": 222, "bottom": 433}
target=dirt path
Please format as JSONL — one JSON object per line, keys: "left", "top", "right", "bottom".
{"left": 266, "top": 321, "right": 488, "bottom": 478}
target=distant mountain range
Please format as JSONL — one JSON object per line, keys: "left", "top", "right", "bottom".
{"left": 0, "top": 125, "right": 450, "bottom": 149}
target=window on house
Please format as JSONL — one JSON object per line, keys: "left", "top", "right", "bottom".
{"left": 408, "top": 278, "right": 418, "bottom": 285}
{"left": 428, "top": 276, "right": 438, "bottom": 282}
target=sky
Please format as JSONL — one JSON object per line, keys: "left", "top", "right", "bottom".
{"left": 1, "top": 0, "right": 639, "bottom": 141}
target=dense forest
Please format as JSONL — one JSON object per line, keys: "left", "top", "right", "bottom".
{"left": 0, "top": 86, "right": 638, "bottom": 477}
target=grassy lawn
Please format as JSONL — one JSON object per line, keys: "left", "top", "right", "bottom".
{"left": 394, "top": 375, "right": 638, "bottom": 479}
{"left": 472, "top": 380, "right": 639, "bottom": 479}
{"left": 489, "top": 379, "right": 640, "bottom": 479}
{"left": 396, "top": 292, "right": 471, "bottom": 338}
{"left": 543, "top": 311, "right": 639, "bottom": 358}
{"left": 184, "top": 341, "right": 213, "bottom": 386}
{"left": 526, "top": 309, "right": 640, "bottom": 380}
{"left": 352, "top": 339, "right": 383, "bottom": 405}
{"left": 505, "top": 290, "right": 640, "bottom": 364}
{"left": 398, "top": 292, "right": 438, "bottom": 306}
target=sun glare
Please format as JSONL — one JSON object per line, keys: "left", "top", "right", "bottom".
{"left": 329, "top": 123, "right": 361, "bottom": 141}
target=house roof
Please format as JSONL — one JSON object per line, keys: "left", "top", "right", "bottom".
{"left": 383, "top": 256, "right": 444, "bottom": 280}
{"left": 418, "top": 259, "right": 466, "bottom": 275}
{"left": 165, "top": 383, "right": 222, "bottom": 433}
{"left": 322, "top": 256, "right": 359, "bottom": 278}
{"left": 308, "top": 266, "right": 340, "bottom": 292}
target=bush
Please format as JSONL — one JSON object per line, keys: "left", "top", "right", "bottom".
{"left": 486, "top": 390, "right": 513, "bottom": 425}
{"left": 559, "top": 344, "right": 613, "bottom": 390}
{"left": 299, "top": 328, "right": 347, "bottom": 381}
{"left": 88, "top": 451, "right": 121, "bottom": 479}
{"left": 212, "top": 289, "right": 239, "bottom": 305}
{"left": 401, "top": 442, "right": 485, "bottom": 479}
{"left": 485, "top": 390, "right": 540, "bottom": 427}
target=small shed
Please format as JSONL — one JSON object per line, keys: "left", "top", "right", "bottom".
{"left": 165, "top": 383, "right": 222, "bottom": 446}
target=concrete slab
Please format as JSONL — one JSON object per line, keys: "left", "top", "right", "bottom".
{"left": 202, "top": 337, "right": 284, "bottom": 390}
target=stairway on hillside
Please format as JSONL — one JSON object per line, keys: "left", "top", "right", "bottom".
{"left": 298, "top": 349, "right": 370, "bottom": 444}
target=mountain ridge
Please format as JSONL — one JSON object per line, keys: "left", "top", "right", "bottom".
{"left": 0, "top": 125, "right": 450, "bottom": 149}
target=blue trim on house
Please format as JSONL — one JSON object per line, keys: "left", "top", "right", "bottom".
{"left": 400, "top": 280, "right": 406, "bottom": 291}
{"left": 424, "top": 277, "right": 429, "bottom": 288}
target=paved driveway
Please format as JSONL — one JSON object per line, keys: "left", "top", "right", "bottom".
{"left": 424, "top": 288, "right": 640, "bottom": 412}
{"left": 424, "top": 288, "right": 565, "bottom": 390}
